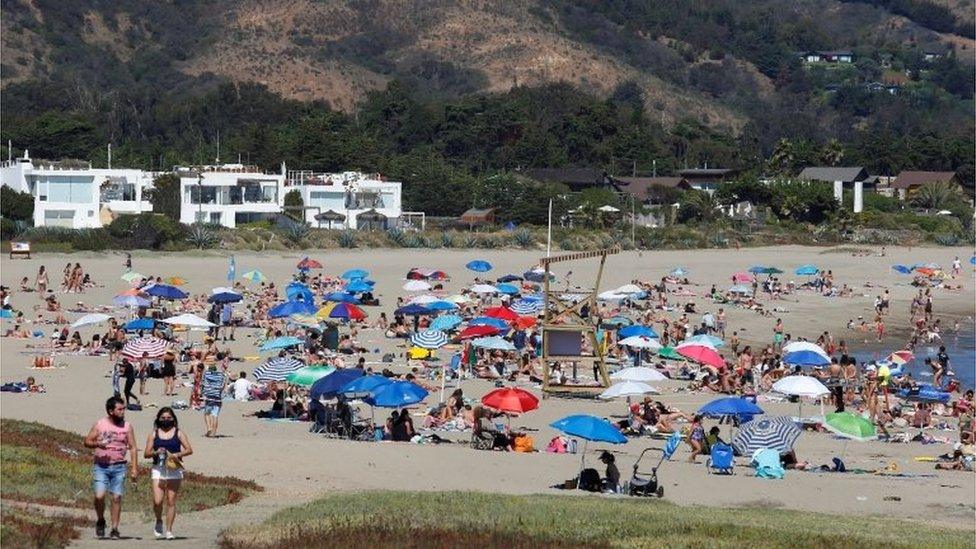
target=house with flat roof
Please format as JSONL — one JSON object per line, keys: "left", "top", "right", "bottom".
{"left": 286, "top": 171, "right": 402, "bottom": 230}
{"left": 177, "top": 163, "right": 286, "bottom": 228}
{"left": 798, "top": 50, "right": 854, "bottom": 64}
{"left": 890, "top": 171, "right": 961, "bottom": 200}
{"left": 0, "top": 150, "right": 154, "bottom": 228}
{"left": 678, "top": 168, "right": 739, "bottom": 193}
{"left": 797, "top": 166, "right": 870, "bottom": 212}
{"left": 612, "top": 176, "right": 691, "bottom": 204}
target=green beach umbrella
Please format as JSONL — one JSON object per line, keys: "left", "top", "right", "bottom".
{"left": 286, "top": 366, "right": 336, "bottom": 387}
{"left": 242, "top": 269, "right": 266, "bottom": 283}
{"left": 658, "top": 346, "right": 685, "bottom": 361}
{"left": 823, "top": 412, "right": 877, "bottom": 442}
{"left": 121, "top": 271, "right": 145, "bottom": 282}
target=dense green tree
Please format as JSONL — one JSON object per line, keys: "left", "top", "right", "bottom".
{"left": 0, "top": 187, "right": 35, "bottom": 221}
{"left": 148, "top": 173, "right": 181, "bottom": 222}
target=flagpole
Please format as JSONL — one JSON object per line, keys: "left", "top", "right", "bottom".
{"left": 546, "top": 198, "right": 552, "bottom": 258}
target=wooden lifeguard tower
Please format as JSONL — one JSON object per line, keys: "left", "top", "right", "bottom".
{"left": 540, "top": 246, "right": 620, "bottom": 395}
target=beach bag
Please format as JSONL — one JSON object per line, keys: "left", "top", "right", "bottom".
{"left": 546, "top": 436, "right": 566, "bottom": 453}
{"left": 579, "top": 468, "right": 601, "bottom": 492}
{"left": 127, "top": 403, "right": 142, "bottom": 411}
{"left": 513, "top": 435, "right": 534, "bottom": 453}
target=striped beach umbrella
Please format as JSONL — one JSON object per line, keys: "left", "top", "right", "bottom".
{"left": 509, "top": 300, "right": 541, "bottom": 315}
{"left": 241, "top": 270, "right": 266, "bottom": 283}
{"left": 410, "top": 329, "right": 449, "bottom": 349}
{"left": 732, "top": 416, "right": 801, "bottom": 455}
{"left": 253, "top": 357, "right": 304, "bottom": 382}
{"left": 122, "top": 337, "right": 169, "bottom": 359}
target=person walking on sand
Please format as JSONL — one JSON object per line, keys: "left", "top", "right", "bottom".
{"left": 36, "top": 265, "right": 49, "bottom": 295}
{"left": 84, "top": 396, "right": 138, "bottom": 539}
{"left": 144, "top": 407, "right": 192, "bottom": 540}
{"left": 201, "top": 364, "right": 227, "bottom": 437}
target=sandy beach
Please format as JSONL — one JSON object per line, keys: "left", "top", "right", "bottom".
{"left": 1, "top": 245, "right": 974, "bottom": 546}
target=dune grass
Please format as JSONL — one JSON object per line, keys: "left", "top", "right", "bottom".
{"left": 0, "top": 419, "right": 261, "bottom": 513}
{"left": 0, "top": 507, "right": 92, "bottom": 549}
{"left": 220, "top": 491, "right": 972, "bottom": 549}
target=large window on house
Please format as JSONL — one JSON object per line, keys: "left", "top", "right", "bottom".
{"left": 35, "top": 175, "right": 94, "bottom": 203}
{"left": 187, "top": 185, "right": 218, "bottom": 204}
{"left": 347, "top": 191, "right": 384, "bottom": 209}
{"left": 100, "top": 180, "right": 136, "bottom": 201}
{"left": 43, "top": 210, "right": 75, "bottom": 227}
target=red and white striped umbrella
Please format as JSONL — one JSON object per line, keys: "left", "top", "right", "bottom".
{"left": 122, "top": 337, "right": 170, "bottom": 359}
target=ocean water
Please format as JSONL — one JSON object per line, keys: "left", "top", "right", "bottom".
{"left": 852, "top": 322, "right": 975, "bottom": 391}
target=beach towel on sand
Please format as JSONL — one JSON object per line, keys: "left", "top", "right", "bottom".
{"left": 751, "top": 449, "right": 785, "bottom": 479}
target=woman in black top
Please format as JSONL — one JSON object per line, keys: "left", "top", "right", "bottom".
{"left": 161, "top": 351, "right": 177, "bottom": 396}
{"left": 120, "top": 359, "right": 140, "bottom": 406}
{"left": 391, "top": 411, "right": 415, "bottom": 442}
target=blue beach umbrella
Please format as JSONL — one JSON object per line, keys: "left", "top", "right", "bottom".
{"left": 286, "top": 282, "right": 315, "bottom": 303}
{"left": 269, "top": 300, "right": 316, "bottom": 318}
{"left": 260, "top": 336, "right": 304, "bottom": 352}
{"left": 698, "top": 397, "right": 764, "bottom": 419}
{"left": 466, "top": 260, "right": 493, "bottom": 273}
{"left": 345, "top": 279, "right": 375, "bottom": 293}
{"left": 794, "top": 265, "right": 819, "bottom": 276}
{"left": 670, "top": 267, "right": 689, "bottom": 277}
{"left": 310, "top": 368, "right": 365, "bottom": 401}
{"left": 970, "top": 256, "right": 975, "bottom": 265}
{"left": 0, "top": 309, "right": 14, "bottom": 319}
{"left": 209, "top": 292, "right": 243, "bottom": 304}
{"left": 430, "top": 315, "right": 463, "bottom": 331}
{"left": 550, "top": 415, "right": 627, "bottom": 444}
{"left": 341, "top": 269, "right": 369, "bottom": 280}
{"left": 891, "top": 264, "right": 912, "bottom": 274}
{"left": 497, "top": 274, "right": 523, "bottom": 283}
{"left": 602, "top": 316, "right": 633, "bottom": 328}
{"left": 124, "top": 318, "right": 155, "bottom": 331}
{"left": 395, "top": 304, "right": 432, "bottom": 316}
{"left": 323, "top": 292, "right": 361, "bottom": 304}
{"left": 496, "top": 283, "right": 520, "bottom": 295}
{"left": 144, "top": 284, "right": 188, "bottom": 300}
{"left": 619, "top": 325, "right": 659, "bottom": 339}
{"left": 426, "top": 300, "right": 457, "bottom": 311}
{"left": 410, "top": 329, "right": 449, "bottom": 349}
{"left": 783, "top": 350, "right": 831, "bottom": 367}
{"left": 366, "top": 381, "right": 429, "bottom": 408}
{"left": 470, "top": 336, "right": 515, "bottom": 351}
{"left": 748, "top": 265, "right": 768, "bottom": 274}
{"left": 340, "top": 375, "right": 392, "bottom": 398}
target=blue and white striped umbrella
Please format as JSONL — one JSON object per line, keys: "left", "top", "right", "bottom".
{"left": 410, "top": 329, "right": 449, "bottom": 349}
{"left": 509, "top": 299, "right": 542, "bottom": 315}
{"left": 732, "top": 416, "right": 801, "bottom": 455}
{"left": 253, "top": 357, "right": 304, "bottom": 382}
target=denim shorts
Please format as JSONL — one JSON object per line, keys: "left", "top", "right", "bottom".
{"left": 92, "top": 462, "right": 127, "bottom": 496}
{"left": 204, "top": 403, "right": 222, "bottom": 416}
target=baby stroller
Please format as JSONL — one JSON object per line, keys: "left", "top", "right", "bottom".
{"left": 628, "top": 431, "right": 681, "bottom": 498}
{"left": 706, "top": 442, "right": 735, "bottom": 475}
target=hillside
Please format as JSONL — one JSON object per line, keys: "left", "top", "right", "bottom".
{"left": 1, "top": 0, "right": 972, "bottom": 134}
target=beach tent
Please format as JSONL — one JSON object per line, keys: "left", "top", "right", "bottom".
{"left": 323, "top": 292, "right": 360, "bottom": 304}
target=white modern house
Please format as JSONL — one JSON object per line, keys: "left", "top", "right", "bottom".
{"left": 286, "top": 171, "right": 403, "bottom": 230}
{"left": 177, "top": 163, "right": 286, "bottom": 228}
{"left": 0, "top": 150, "right": 154, "bottom": 228}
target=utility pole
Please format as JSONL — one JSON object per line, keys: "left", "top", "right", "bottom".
{"left": 632, "top": 159, "right": 637, "bottom": 177}
{"left": 652, "top": 159, "right": 657, "bottom": 177}
{"left": 107, "top": 143, "right": 112, "bottom": 169}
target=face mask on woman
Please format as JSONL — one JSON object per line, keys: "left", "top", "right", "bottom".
{"left": 157, "top": 419, "right": 175, "bottom": 430}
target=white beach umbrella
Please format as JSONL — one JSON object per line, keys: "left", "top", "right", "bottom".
{"left": 70, "top": 313, "right": 113, "bottom": 329}
{"left": 782, "top": 341, "right": 829, "bottom": 358}
{"left": 443, "top": 294, "right": 471, "bottom": 304}
{"left": 161, "top": 313, "right": 216, "bottom": 328}
{"left": 408, "top": 294, "right": 440, "bottom": 305}
{"left": 403, "top": 280, "right": 432, "bottom": 292}
{"left": 772, "top": 375, "right": 830, "bottom": 398}
{"left": 618, "top": 336, "right": 662, "bottom": 350}
{"left": 615, "top": 283, "right": 644, "bottom": 295}
{"left": 599, "top": 381, "right": 658, "bottom": 399}
{"left": 470, "top": 284, "right": 499, "bottom": 294}
{"left": 611, "top": 366, "right": 668, "bottom": 383}
{"left": 597, "top": 291, "right": 628, "bottom": 301}
{"left": 211, "top": 286, "right": 236, "bottom": 295}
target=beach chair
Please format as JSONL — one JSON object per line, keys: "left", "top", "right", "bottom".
{"left": 706, "top": 442, "right": 735, "bottom": 475}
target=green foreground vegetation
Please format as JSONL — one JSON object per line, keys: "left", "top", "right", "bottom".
{"left": 0, "top": 420, "right": 261, "bottom": 547}
{"left": 219, "top": 491, "right": 972, "bottom": 549}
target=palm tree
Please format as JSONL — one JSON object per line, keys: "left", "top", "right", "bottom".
{"left": 820, "top": 139, "right": 845, "bottom": 167}
{"left": 768, "top": 138, "right": 796, "bottom": 176}
{"left": 910, "top": 180, "right": 957, "bottom": 210}
{"left": 686, "top": 190, "right": 721, "bottom": 222}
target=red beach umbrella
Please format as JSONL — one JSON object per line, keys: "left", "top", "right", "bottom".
{"left": 458, "top": 325, "right": 500, "bottom": 340}
{"left": 675, "top": 342, "right": 725, "bottom": 368}
{"left": 482, "top": 387, "right": 539, "bottom": 414}
{"left": 485, "top": 306, "right": 519, "bottom": 322}
{"left": 297, "top": 257, "right": 323, "bottom": 270}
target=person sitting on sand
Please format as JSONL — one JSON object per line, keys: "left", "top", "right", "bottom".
{"left": 471, "top": 406, "right": 509, "bottom": 450}
{"left": 33, "top": 353, "right": 53, "bottom": 369}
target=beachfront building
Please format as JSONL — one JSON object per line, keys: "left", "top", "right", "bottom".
{"left": 797, "top": 166, "right": 869, "bottom": 213}
{"left": 285, "top": 171, "right": 403, "bottom": 230}
{"left": 679, "top": 168, "right": 739, "bottom": 193}
{"left": 177, "top": 163, "right": 286, "bottom": 228}
{"left": 0, "top": 150, "right": 154, "bottom": 228}
{"left": 890, "top": 171, "right": 961, "bottom": 200}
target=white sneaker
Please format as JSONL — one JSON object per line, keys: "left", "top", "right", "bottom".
{"left": 154, "top": 520, "right": 164, "bottom": 538}
{"left": 166, "top": 532, "right": 175, "bottom": 540}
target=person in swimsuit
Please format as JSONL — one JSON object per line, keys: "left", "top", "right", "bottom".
{"left": 143, "top": 407, "right": 192, "bottom": 540}
{"left": 36, "top": 265, "right": 49, "bottom": 295}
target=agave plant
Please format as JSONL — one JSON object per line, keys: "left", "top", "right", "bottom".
{"left": 513, "top": 228, "right": 534, "bottom": 248}
{"left": 462, "top": 235, "right": 478, "bottom": 249}
{"left": 386, "top": 228, "right": 406, "bottom": 247}
{"left": 934, "top": 233, "right": 959, "bottom": 246}
{"left": 338, "top": 231, "right": 357, "bottom": 249}
{"left": 558, "top": 238, "right": 575, "bottom": 250}
{"left": 187, "top": 225, "right": 219, "bottom": 249}
{"left": 440, "top": 232, "right": 455, "bottom": 248}
{"left": 284, "top": 222, "right": 310, "bottom": 245}
{"left": 478, "top": 236, "right": 498, "bottom": 249}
